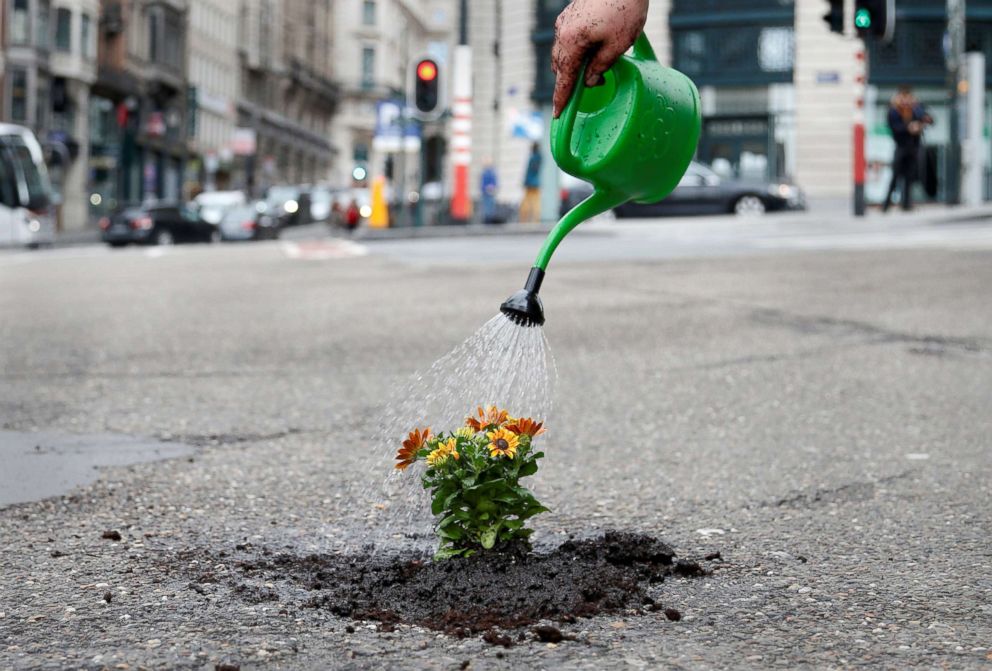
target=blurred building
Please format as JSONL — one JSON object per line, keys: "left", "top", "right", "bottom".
{"left": 187, "top": 0, "right": 238, "bottom": 192}
{"left": 670, "top": 0, "right": 992, "bottom": 205}
{"left": 89, "top": 0, "right": 191, "bottom": 212}
{"left": 330, "top": 0, "right": 455, "bottom": 201}
{"left": 3, "top": 0, "right": 99, "bottom": 230}
{"left": 236, "top": 0, "right": 339, "bottom": 196}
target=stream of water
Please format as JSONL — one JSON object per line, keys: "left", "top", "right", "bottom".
{"left": 344, "top": 313, "right": 557, "bottom": 555}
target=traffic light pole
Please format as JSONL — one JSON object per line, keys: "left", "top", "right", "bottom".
{"left": 450, "top": 0, "right": 473, "bottom": 223}
{"left": 946, "top": 0, "right": 965, "bottom": 205}
{"left": 846, "top": 0, "right": 868, "bottom": 216}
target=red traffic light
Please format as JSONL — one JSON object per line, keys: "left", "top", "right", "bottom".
{"left": 416, "top": 60, "right": 437, "bottom": 82}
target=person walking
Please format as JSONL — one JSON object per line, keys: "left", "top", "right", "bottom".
{"left": 480, "top": 160, "right": 499, "bottom": 223}
{"left": 884, "top": 86, "right": 933, "bottom": 212}
{"left": 518, "top": 143, "right": 542, "bottom": 223}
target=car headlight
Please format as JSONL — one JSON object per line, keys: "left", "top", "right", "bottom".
{"left": 27, "top": 219, "right": 41, "bottom": 233}
{"left": 284, "top": 200, "right": 299, "bottom": 214}
{"left": 770, "top": 184, "right": 799, "bottom": 200}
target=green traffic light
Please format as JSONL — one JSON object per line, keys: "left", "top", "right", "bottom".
{"left": 855, "top": 8, "right": 872, "bottom": 29}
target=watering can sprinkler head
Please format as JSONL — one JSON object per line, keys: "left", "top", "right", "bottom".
{"left": 500, "top": 267, "right": 545, "bottom": 327}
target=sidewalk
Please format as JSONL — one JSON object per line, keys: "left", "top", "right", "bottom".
{"left": 42, "top": 202, "right": 992, "bottom": 248}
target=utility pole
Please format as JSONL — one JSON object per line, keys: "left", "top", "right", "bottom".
{"left": 845, "top": 0, "right": 868, "bottom": 216}
{"left": 946, "top": 0, "right": 965, "bottom": 205}
{"left": 450, "top": 0, "right": 472, "bottom": 223}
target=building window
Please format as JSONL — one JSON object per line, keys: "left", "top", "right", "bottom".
{"left": 758, "top": 27, "right": 794, "bottom": 73}
{"left": 81, "top": 13, "right": 93, "bottom": 59}
{"left": 36, "top": 76, "right": 50, "bottom": 128}
{"left": 55, "top": 7, "right": 72, "bottom": 52}
{"left": 37, "top": 0, "right": 51, "bottom": 49}
{"left": 361, "top": 47, "right": 375, "bottom": 89}
{"left": 353, "top": 142, "right": 369, "bottom": 162}
{"left": 362, "top": 0, "right": 376, "bottom": 25}
{"left": 10, "top": 68, "right": 29, "bottom": 122}
{"left": 163, "top": 9, "right": 183, "bottom": 69}
{"left": 11, "top": 0, "right": 30, "bottom": 44}
{"left": 148, "top": 12, "right": 159, "bottom": 62}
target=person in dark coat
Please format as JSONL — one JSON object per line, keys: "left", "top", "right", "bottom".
{"left": 884, "top": 86, "right": 933, "bottom": 212}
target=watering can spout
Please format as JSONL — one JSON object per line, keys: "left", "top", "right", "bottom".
{"left": 501, "top": 31, "right": 700, "bottom": 326}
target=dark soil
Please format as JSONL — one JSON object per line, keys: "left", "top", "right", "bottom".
{"left": 195, "top": 530, "right": 707, "bottom": 642}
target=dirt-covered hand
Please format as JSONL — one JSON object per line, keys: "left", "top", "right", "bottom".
{"left": 552, "top": 0, "right": 650, "bottom": 118}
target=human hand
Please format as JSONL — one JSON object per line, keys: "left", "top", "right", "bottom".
{"left": 551, "top": 0, "right": 650, "bottom": 118}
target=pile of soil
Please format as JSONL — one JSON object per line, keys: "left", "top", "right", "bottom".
{"left": 212, "top": 531, "right": 706, "bottom": 638}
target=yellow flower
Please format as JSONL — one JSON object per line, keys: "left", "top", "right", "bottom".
{"left": 396, "top": 427, "right": 431, "bottom": 470}
{"left": 466, "top": 405, "right": 512, "bottom": 432}
{"left": 427, "top": 438, "right": 459, "bottom": 466}
{"left": 486, "top": 427, "right": 520, "bottom": 459}
{"left": 454, "top": 427, "right": 475, "bottom": 439}
{"left": 506, "top": 417, "right": 545, "bottom": 438}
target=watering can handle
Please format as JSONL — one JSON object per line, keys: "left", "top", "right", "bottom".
{"left": 552, "top": 33, "right": 657, "bottom": 173}
{"left": 632, "top": 32, "right": 657, "bottom": 61}
{"left": 550, "top": 60, "right": 588, "bottom": 175}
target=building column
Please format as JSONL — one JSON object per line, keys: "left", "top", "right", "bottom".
{"left": 61, "top": 82, "right": 91, "bottom": 230}
{"left": 794, "top": 0, "right": 859, "bottom": 207}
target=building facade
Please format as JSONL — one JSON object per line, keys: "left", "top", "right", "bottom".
{"left": 330, "top": 0, "right": 454, "bottom": 202}
{"left": 235, "top": 0, "right": 339, "bottom": 196}
{"left": 669, "top": 0, "right": 992, "bottom": 205}
{"left": 89, "top": 0, "right": 190, "bottom": 214}
{"left": 187, "top": 0, "right": 238, "bottom": 191}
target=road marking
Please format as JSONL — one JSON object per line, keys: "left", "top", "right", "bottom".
{"left": 281, "top": 239, "right": 368, "bottom": 260}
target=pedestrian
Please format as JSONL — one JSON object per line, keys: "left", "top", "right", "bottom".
{"left": 518, "top": 143, "right": 542, "bottom": 223}
{"left": 884, "top": 86, "right": 933, "bottom": 212}
{"left": 481, "top": 160, "right": 499, "bottom": 223}
{"left": 551, "top": 0, "right": 650, "bottom": 118}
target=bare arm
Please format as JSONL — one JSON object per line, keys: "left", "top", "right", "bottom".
{"left": 551, "top": 0, "right": 650, "bottom": 117}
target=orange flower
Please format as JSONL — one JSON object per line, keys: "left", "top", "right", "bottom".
{"left": 486, "top": 427, "right": 520, "bottom": 459}
{"left": 465, "top": 405, "right": 511, "bottom": 432}
{"left": 395, "top": 427, "right": 431, "bottom": 470}
{"left": 506, "top": 417, "right": 545, "bottom": 438}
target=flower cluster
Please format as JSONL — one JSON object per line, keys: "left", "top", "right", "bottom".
{"left": 395, "top": 406, "right": 549, "bottom": 559}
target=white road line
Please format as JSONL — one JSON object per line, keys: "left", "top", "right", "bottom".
{"left": 281, "top": 239, "right": 369, "bottom": 260}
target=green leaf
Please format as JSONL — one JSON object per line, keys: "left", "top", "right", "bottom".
{"left": 518, "top": 461, "right": 538, "bottom": 477}
{"left": 438, "top": 525, "right": 464, "bottom": 540}
{"left": 433, "top": 546, "right": 466, "bottom": 561}
{"left": 480, "top": 526, "right": 498, "bottom": 550}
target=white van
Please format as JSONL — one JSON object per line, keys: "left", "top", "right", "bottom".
{"left": 0, "top": 124, "right": 56, "bottom": 247}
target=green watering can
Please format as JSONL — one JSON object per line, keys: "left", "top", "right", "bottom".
{"left": 501, "top": 33, "right": 701, "bottom": 326}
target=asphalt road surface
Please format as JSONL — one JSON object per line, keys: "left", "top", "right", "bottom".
{"left": 1, "top": 218, "right": 991, "bottom": 669}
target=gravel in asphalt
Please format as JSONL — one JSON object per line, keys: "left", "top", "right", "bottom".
{"left": 0, "top": 241, "right": 990, "bottom": 669}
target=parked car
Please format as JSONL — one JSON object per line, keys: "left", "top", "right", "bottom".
{"left": 614, "top": 162, "right": 805, "bottom": 217}
{"left": 100, "top": 202, "right": 217, "bottom": 246}
{"left": 218, "top": 202, "right": 280, "bottom": 241}
{"left": 265, "top": 185, "right": 311, "bottom": 227}
{"left": 193, "top": 190, "right": 246, "bottom": 226}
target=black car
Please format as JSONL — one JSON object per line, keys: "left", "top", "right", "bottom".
{"left": 264, "top": 185, "right": 312, "bottom": 227}
{"left": 561, "top": 162, "right": 805, "bottom": 218}
{"left": 100, "top": 202, "right": 218, "bottom": 246}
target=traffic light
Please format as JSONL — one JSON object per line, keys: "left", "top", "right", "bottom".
{"left": 855, "top": 0, "right": 895, "bottom": 42}
{"left": 414, "top": 59, "right": 439, "bottom": 113}
{"left": 823, "top": 0, "right": 844, "bottom": 34}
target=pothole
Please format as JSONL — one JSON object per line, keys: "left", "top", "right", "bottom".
{"left": 179, "top": 531, "right": 711, "bottom": 645}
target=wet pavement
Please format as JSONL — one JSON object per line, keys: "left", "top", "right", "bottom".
{"left": 1, "top": 234, "right": 991, "bottom": 669}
